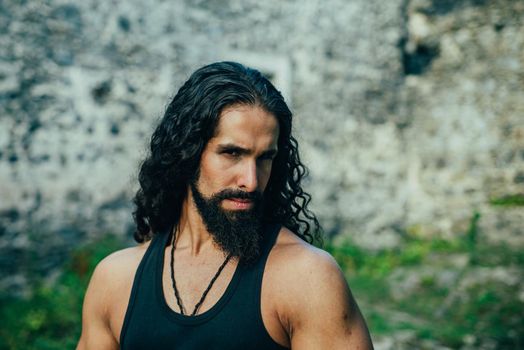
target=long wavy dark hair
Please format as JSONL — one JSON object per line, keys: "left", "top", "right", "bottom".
{"left": 133, "top": 61, "right": 322, "bottom": 245}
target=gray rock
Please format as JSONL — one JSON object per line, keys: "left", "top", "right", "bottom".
{"left": 1, "top": 0, "right": 523, "bottom": 291}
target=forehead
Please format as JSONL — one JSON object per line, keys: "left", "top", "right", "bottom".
{"left": 211, "top": 104, "right": 279, "bottom": 146}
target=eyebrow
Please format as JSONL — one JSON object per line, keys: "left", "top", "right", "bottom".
{"left": 216, "top": 143, "right": 278, "bottom": 157}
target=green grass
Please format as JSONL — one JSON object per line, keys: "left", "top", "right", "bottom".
{"left": 0, "top": 235, "right": 124, "bottom": 350}
{"left": 1, "top": 226, "right": 523, "bottom": 349}
{"left": 326, "top": 232, "right": 524, "bottom": 349}
{"left": 489, "top": 193, "right": 524, "bottom": 207}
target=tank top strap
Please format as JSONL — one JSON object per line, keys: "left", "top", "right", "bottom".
{"left": 120, "top": 223, "right": 288, "bottom": 349}
{"left": 252, "top": 223, "right": 281, "bottom": 270}
{"left": 120, "top": 228, "right": 171, "bottom": 346}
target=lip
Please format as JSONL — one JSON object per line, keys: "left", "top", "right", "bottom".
{"left": 225, "top": 198, "right": 254, "bottom": 210}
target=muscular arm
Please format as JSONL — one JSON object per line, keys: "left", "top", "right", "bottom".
{"left": 282, "top": 248, "right": 373, "bottom": 349}
{"left": 77, "top": 258, "right": 119, "bottom": 350}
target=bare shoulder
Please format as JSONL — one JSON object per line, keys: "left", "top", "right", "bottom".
{"left": 266, "top": 227, "right": 347, "bottom": 314}
{"left": 94, "top": 242, "right": 150, "bottom": 281}
{"left": 86, "top": 241, "right": 151, "bottom": 313}
{"left": 269, "top": 227, "right": 345, "bottom": 294}
{"left": 77, "top": 241, "right": 151, "bottom": 349}
{"left": 84, "top": 241, "right": 150, "bottom": 310}
{"left": 267, "top": 227, "right": 373, "bottom": 349}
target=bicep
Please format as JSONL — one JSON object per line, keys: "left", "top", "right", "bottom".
{"left": 288, "top": 254, "right": 373, "bottom": 350}
{"left": 77, "top": 262, "right": 119, "bottom": 350}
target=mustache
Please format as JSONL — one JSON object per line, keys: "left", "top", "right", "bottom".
{"left": 212, "top": 189, "right": 263, "bottom": 202}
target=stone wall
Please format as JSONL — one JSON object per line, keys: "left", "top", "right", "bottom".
{"left": 1, "top": 0, "right": 522, "bottom": 291}
{"left": 309, "top": 0, "right": 524, "bottom": 248}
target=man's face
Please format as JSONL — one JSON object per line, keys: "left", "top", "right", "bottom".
{"left": 189, "top": 104, "right": 279, "bottom": 262}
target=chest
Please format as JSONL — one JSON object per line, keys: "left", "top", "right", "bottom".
{"left": 161, "top": 251, "right": 238, "bottom": 315}
{"left": 117, "top": 232, "right": 290, "bottom": 349}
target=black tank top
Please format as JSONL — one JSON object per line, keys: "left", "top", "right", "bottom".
{"left": 120, "top": 223, "right": 288, "bottom": 349}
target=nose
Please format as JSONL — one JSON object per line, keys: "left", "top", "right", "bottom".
{"left": 237, "top": 160, "right": 258, "bottom": 192}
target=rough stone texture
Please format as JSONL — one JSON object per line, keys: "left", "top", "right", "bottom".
{"left": 396, "top": 0, "right": 524, "bottom": 249}
{"left": 1, "top": 0, "right": 523, "bottom": 292}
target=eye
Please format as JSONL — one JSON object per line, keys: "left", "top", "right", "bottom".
{"left": 220, "top": 148, "right": 241, "bottom": 158}
{"left": 257, "top": 154, "right": 276, "bottom": 163}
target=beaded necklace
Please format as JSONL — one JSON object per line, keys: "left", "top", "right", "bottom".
{"left": 169, "top": 227, "right": 233, "bottom": 316}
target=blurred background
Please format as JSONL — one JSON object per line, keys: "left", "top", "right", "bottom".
{"left": 0, "top": 0, "right": 523, "bottom": 349}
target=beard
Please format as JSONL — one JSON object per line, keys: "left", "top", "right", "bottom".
{"left": 190, "top": 181, "right": 264, "bottom": 264}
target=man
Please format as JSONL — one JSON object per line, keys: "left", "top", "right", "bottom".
{"left": 77, "top": 62, "right": 373, "bottom": 349}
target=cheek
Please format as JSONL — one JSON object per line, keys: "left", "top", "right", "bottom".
{"left": 199, "top": 156, "right": 235, "bottom": 189}
{"left": 259, "top": 162, "right": 274, "bottom": 190}
{"left": 200, "top": 152, "right": 227, "bottom": 176}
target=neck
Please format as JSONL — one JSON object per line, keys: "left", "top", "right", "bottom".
{"left": 176, "top": 190, "right": 216, "bottom": 257}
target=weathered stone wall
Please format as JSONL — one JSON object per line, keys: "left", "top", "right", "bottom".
{"left": 1, "top": 0, "right": 522, "bottom": 291}
{"left": 310, "top": 0, "right": 524, "bottom": 249}
{"left": 398, "top": 0, "right": 524, "bottom": 248}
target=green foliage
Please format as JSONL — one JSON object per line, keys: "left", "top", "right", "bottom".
{"left": 489, "top": 193, "right": 524, "bottom": 207}
{"left": 0, "top": 235, "right": 124, "bottom": 350}
{"left": 465, "top": 210, "right": 481, "bottom": 264}
{"left": 327, "top": 228, "right": 524, "bottom": 349}
{"left": 2, "top": 223, "right": 523, "bottom": 350}
{"left": 326, "top": 235, "right": 465, "bottom": 279}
